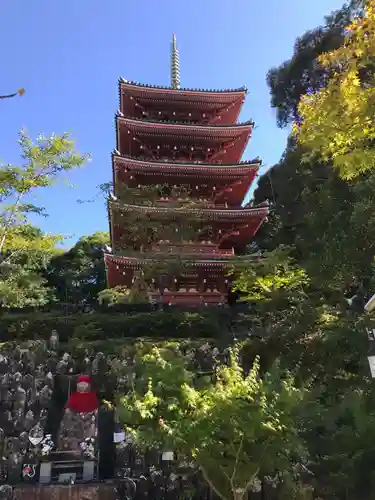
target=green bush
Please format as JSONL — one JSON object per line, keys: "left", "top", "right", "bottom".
{"left": 0, "top": 310, "right": 231, "bottom": 343}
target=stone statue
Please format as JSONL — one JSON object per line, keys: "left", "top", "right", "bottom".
{"left": 58, "top": 376, "right": 99, "bottom": 455}
{"left": 0, "top": 485, "right": 13, "bottom": 500}
{"left": 49, "top": 330, "right": 59, "bottom": 351}
{"left": 24, "top": 411, "right": 35, "bottom": 432}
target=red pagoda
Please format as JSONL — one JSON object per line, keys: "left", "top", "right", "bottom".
{"left": 104, "top": 35, "right": 269, "bottom": 306}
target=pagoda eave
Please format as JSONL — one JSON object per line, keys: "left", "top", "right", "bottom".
{"left": 104, "top": 253, "right": 233, "bottom": 268}
{"left": 109, "top": 200, "right": 269, "bottom": 222}
{"left": 113, "top": 156, "right": 260, "bottom": 200}
{"left": 119, "top": 78, "right": 247, "bottom": 98}
{"left": 112, "top": 154, "right": 260, "bottom": 176}
{"left": 219, "top": 217, "right": 268, "bottom": 249}
{"left": 117, "top": 115, "right": 254, "bottom": 133}
{"left": 213, "top": 174, "right": 258, "bottom": 206}
{"left": 116, "top": 116, "right": 252, "bottom": 164}
{"left": 119, "top": 80, "right": 247, "bottom": 125}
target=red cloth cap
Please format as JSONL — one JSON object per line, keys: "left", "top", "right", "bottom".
{"left": 77, "top": 375, "right": 91, "bottom": 384}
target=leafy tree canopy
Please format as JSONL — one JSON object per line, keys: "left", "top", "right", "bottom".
{"left": 294, "top": 0, "right": 375, "bottom": 179}
{"left": 0, "top": 131, "right": 89, "bottom": 307}
{"left": 267, "top": 0, "right": 364, "bottom": 127}
{"left": 119, "top": 347, "right": 308, "bottom": 500}
{"left": 45, "top": 231, "right": 108, "bottom": 305}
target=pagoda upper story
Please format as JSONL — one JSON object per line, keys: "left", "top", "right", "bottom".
{"left": 119, "top": 80, "right": 247, "bottom": 125}
{"left": 104, "top": 35, "right": 269, "bottom": 306}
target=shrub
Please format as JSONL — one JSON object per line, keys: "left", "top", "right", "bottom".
{"left": 0, "top": 309, "right": 231, "bottom": 343}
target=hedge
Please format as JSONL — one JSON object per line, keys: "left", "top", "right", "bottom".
{"left": 0, "top": 309, "right": 233, "bottom": 343}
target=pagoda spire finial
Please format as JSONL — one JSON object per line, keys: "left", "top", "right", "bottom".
{"left": 171, "top": 34, "right": 181, "bottom": 90}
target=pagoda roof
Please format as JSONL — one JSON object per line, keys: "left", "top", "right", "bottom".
{"left": 105, "top": 253, "right": 232, "bottom": 268}
{"left": 112, "top": 154, "right": 261, "bottom": 176}
{"left": 109, "top": 200, "right": 268, "bottom": 222}
{"left": 105, "top": 253, "right": 258, "bottom": 269}
{"left": 112, "top": 155, "right": 258, "bottom": 207}
{"left": 119, "top": 79, "right": 247, "bottom": 124}
{"left": 214, "top": 175, "right": 257, "bottom": 206}
{"left": 116, "top": 116, "right": 253, "bottom": 164}
{"left": 119, "top": 78, "right": 248, "bottom": 97}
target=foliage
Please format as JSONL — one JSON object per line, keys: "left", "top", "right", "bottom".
{"left": 254, "top": 141, "right": 375, "bottom": 290}
{"left": 98, "top": 282, "right": 149, "bottom": 306}
{"left": 111, "top": 203, "right": 211, "bottom": 252}
{"left": 232, "top": 250, "right": 375, "bottom": 498}
{"left": 267, "top": 0, "right": 364, "bottom": 127}
{"left": 0, "top": 309, "right": 230, "bottom": 343}
{"left": 260, "top": 1, "right": 372, "bottom": 286}
{"left": 0, "top": 131, "right": 89, "bottom": 307}
{"left": 261, "top": 0, "right": 375, "bottom": 285}
{"left": 232, "top": 247, "right": 309, "bottom": 302}
{"left": 119, "top": 348, "right": 307, "bottom": 500}
{"left": 45, "top": 232, "right": 108, "bottom": 305}
{"left": 305, "top": 387, "right": 375, "bottom": 499}
{"left": 294, "top": 0, "right": 375, "bottom": 179}
{"left": 232, "top": 246, "right": 325, "bottom": 379}
{"left": 2, "top": 3, "right": 375, "bottom": 497}
{"left": 255, "top": 6, "right": 375, "bottom": 495}
{"left": 117, "top": 183, "right": 209, "bottom": 209}
{"left": 0, "top": 224, "right": 61, "bottom": 307}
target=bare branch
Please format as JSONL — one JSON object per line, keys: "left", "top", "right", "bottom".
{"left": 230, "top": 435, "right": 244, "bottom": 486}
{"left": 200, "top": 464, "right": 229, "bottom": 500}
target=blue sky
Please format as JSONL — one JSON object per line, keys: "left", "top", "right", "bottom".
{"left": 1, "top": 0, "right": 344, "bottom": 247}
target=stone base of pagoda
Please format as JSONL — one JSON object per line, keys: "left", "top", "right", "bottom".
{"left": 150, "top": 290, "right": 226, "bottom": 306}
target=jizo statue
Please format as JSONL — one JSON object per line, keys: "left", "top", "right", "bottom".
{"left": 65, "top": 376, "right": 99, "bottom": 413}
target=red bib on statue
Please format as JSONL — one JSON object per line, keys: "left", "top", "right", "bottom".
{"left": 65, "top": 375, "right": 99, "bottom": 413}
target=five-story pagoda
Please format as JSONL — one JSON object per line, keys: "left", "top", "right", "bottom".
{"left": 104, "top": 36, "right": 269, "bottom": 306}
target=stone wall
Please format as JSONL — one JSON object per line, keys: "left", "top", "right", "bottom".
{"left": 13, "top": 485, "right": 115, "bottom": 500}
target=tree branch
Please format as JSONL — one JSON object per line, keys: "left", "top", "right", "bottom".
{"left": 0, "top": 192, "right": 24, "bottom": 255}
{"left": 242, "top": 440, "right": 271, "bottom": 498}
{"left": 230, "top": 435, "right": 244, "bottom": 487}
{"left": 199, "top": 463, "right": 229, "bottom": 500}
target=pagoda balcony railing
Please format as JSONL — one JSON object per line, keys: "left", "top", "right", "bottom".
{"left": 111, "top": 244, "right": 234, "bottom": 258}
{"left": 138, "top": 110, "right": 212, "bottom": 124}
{"left": 120, "top": 154, "right": 207, "bottom": 164}
{"left": 153, "top": 198, "right": 212, "bottom": 208}
{"left": 149, "top": 242, "right": 234, "bottom": 257}
{"left": 123, "top": 154, "right": 228, "bottom": 165}
{"left": 152, "top": 198, "right": 238, "bottom": 209}
{"left": 149, "top": 290, "right": 227, "bottom": 306}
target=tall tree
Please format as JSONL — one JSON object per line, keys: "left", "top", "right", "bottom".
{"left": 254, "top": 0, "right": 375, "bottom": 291}
{"left": 294, "top": 0, "right": 375, "bottom": 179}
{"left": 235, "top": 2, "right": 375, "bottom": 497}
{"left": 0, "top": 130, "right": 89, "bottom": 307}
{"left": 45, "top": 231, "right": 109, "bottom": 305}
{"left": 0, "top": 224, "right": 61, "bottom": 307}
{"left": 119, "top": 347, "right": 308, "bottom": 500}
{"left": 267, "top": 0, "right": 364, "bottom": 128}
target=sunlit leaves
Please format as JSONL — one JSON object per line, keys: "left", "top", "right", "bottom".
{"left": 0, "top": 131, "right": 89, "bottom": 256}
{"left": 119, "top": 347, "right": 306, "bottom": 500}
{"left": 294, "top": 0, "right": 375, "bottom": 179}
{"left": 232, "top": 247, "right": 309, "bottom": 302}
{"left": 98, "top": 283, "right": 149, "bottom": 306}
{"left": 0, "top": 130, "right": 89, "bottom": 306}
